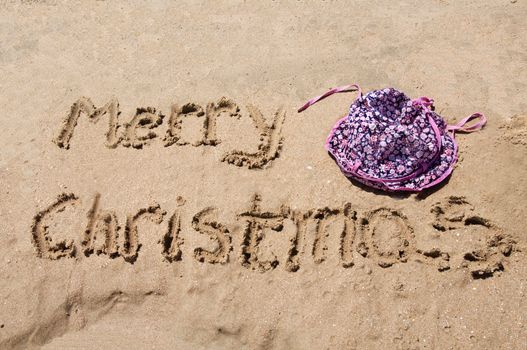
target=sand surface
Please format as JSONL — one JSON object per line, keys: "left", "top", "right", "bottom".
{"left": 1, "top": 0, "right": 527, "bottom": 349}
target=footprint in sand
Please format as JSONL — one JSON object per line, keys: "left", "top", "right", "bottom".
{"left": 499, "top": 114, "right": 527, "bottom": 146}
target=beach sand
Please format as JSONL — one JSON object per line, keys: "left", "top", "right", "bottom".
{"left": 1, "top": 0, "right": 526, "bottom": 348}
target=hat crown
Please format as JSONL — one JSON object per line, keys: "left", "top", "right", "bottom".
{"left": 345, "top": 89, "right": 442, "bottom": 180}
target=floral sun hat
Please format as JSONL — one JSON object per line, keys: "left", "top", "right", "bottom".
{"left": 298, "top": 84, "right": 486, "bottom": 192}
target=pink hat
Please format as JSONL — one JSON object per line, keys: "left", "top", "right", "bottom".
{"left": 298, "top": 84, "right": 486, "bottom": 192}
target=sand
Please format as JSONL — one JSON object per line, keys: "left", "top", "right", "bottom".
{"left": 1, "top": 0, "right": 526, "bottom": 349}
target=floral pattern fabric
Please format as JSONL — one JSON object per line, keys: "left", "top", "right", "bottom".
{"left": 326, "top": 88, "right": 457, "bottom": 192}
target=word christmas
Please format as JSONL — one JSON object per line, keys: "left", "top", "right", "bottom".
{"left": 32, "top": 193, "right": 515, "bottom": 279}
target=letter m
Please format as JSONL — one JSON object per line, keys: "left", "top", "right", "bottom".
{"left": 54, "top": 97, "right": 121, "bottom": 149}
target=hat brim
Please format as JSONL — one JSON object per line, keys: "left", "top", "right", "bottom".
{"left": 325, "top": 116, "right": 458, "bottom": 192}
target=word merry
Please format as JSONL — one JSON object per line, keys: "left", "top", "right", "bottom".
{"left": 53, "top": 97, "right": 286, "bottom": 169}
{"left": 32, "top": 194, "right": 515, "bottom": 279}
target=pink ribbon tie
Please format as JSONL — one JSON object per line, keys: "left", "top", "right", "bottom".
{"left": 413, "top": 96, "right": 434, "bottom": 108}
{"left": 298, "top": 84, "right": 361, "bottom": 113}
{"left": 447, "top": 113, "right": 487, "bottom": 136}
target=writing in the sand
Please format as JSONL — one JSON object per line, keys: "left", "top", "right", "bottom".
{"left": 32, "top": 193, "right": 515, "bottom": 279}
{"left": 53, "top": 97, "right": 286, "bottom": 169}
